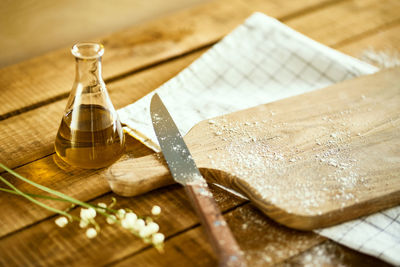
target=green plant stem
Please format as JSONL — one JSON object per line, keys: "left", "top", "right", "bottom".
{"left": 0, "top": 163, "right": 116, "bottom": 217}
{"left": 0, "top": 164, "right": 162, "bottom": 249}
{"left": 0, "top": 175, "right": 78, "bottom": 221}
{"left": 0, "top": 163, "right": 90, "bottom": 207}
{"left": 0, "top": 187, "right": 118, "bottom": 213}
{"left": 0, "top": 187, "right": 70, "bottom": 202}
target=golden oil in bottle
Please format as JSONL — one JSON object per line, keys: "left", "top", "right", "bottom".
{"left": 55, "top": 104, "right": 125, "bottom": 169}
{"left": 55, "top": 42, "right": 125, "bottom": 169}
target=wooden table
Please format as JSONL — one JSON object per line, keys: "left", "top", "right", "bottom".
{"left": 0, "top": 0, "right": 399, "bottom": 266}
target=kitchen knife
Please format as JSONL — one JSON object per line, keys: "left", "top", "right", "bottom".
{"left": 150, "top": 93, "right": 246, "bottom": 267}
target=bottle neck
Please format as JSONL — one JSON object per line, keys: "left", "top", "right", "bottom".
{"left": 74, "top": 57, "right": 104, "bottom": 88}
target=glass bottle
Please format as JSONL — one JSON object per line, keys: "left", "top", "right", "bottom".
{"left": 54, "top": 42, "right": 125, "bottom": 169}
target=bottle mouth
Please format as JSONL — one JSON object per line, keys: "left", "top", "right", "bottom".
{"left": 71, "top": 42, "right": 104, "bottom": 59}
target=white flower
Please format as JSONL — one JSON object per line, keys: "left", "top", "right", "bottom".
{"left": 139, "top": 227, "right": 152, "bottom": 238}
{"left": 121, "top": 219, "right": 131, "bottom": 229}
{"left": 80, "top": 208, "right": 96, "bottom": 220}
{"left": 79, "top": 220, "right": 89, "bottom": 228}
{"left": 121, "top": 217, "right": 136, "bottom": 229}
{"left": 97, "top": 202, "right": 107, "bottom": 212}
{"left": 146, "top": 222, "right": 160, "bottom": 234}
{"left": 125, "top": 212, "right": 137, "bottom": 222}
{"left": 151, "top": 205, "right": 161, "bottom": 215}
{"left": 121, "top": 212, "right": 138, "bottom": 229}
{"left": 55, "top": 217, "right": 68, "bottom": 228}
{"left": 87, "top": 208, "right": 97, "bottom": 218}
{"left": 97, "top": 203, "right": 107, "bottom": 208}
{"left": 132, "top": 219, "right": 145, "bottom": 232}
{"left": 86, "top": 228, "right": 97, "bottom": 239}
{"left": 117, "top": 209, "right": 126, "bottom": 219}
{"left": 152, "top": 233, "right": 165, "bottom": 244}
{"left": 106, "top": 215, "right": 117, "bottom": 224}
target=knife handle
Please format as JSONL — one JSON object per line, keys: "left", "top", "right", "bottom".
{"left": 104, "top": 155, "right": 246, "bottom": 265}
{"left": 185, "top": 182, "right": 246, "bottom": 267}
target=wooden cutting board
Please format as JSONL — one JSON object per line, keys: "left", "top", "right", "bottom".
{"left": 102, "top": 68, "right": 400, "bottom": 230}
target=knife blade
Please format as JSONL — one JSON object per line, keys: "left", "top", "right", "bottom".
{"left": 150, "top": 93, "right": 246, "bottom": 267}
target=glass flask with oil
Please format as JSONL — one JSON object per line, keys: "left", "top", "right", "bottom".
{"left": 55, "top": 42, "right": 125, "bottom": 169}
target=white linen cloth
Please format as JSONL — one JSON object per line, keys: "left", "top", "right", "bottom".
{"left": 118, "top": 13, "right": 400, "bottom": 265}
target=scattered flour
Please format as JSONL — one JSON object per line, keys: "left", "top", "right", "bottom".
{"left": 206, "top": 108, "right": 369, "bottom": 215}
{"left": 227, "top": 205, "right": 322, "bottom": 266}
{"left": 359, "top": 48, "right": 400, "bottom": 69}
{"left": 280, "top": 241, "right": 348, "bottom": 267}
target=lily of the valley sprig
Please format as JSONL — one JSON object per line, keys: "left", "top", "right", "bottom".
{"left": 0, "top": 163, "right": 165, "bottom": 251}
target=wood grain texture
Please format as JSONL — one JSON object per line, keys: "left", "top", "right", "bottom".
{"left": 118, "top": 210, "right": 388, "bottom": 266}
{"left": 2, "top": 0, "right": 400, "bottom": 171}
{"left": 339, "top": 23, "right": 400, "bottom": 62}
{"left": 0, "top": 0, "right": 399, "bottom": 242}
{"left": 0, "top": 188, "right": 323, "bottom": 266}
{"left": 0, "top": 0, "right": 209, "bottom": 67}
{"left": 0, "top": 0, "right": 334, "bottom": 119}
{"left": 184, "top": 182, "right": 245, "bottom": 266}
{"left": 0, "top": 185, "right": 221, "bottom": 266}
{"left": 277, "top": 240, "right": 393, "bottom": 267}
{"left": 0, "top": 155, "right": 109, "bottom": 238}
{"left": 0, "top": 1, "right": 399, "bottom": 265}
{"left": 286, "top": 0, "right": 400, "bottom": 47}
{"left": 113, "top": 204, "right": 324, "bottom": 267}
{"left": 0, "top": 49, "right": 206, "bottom": 169}
{"left": 106, "top": 68, "right": 400, "bottom": 230}
{"left": 0, "top": 51, "right": 201, "bottom": 236}
{"left": 2, "top": 0, "right": 399, "bottom": 120}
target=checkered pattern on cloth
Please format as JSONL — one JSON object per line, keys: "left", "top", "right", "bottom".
{"left": 118, "top": 13, "right": 399, "bottom": 265}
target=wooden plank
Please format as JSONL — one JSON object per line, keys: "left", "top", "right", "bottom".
{"left": 2, "top": 0, "right": 400, "bottom": 172}
{"left": 0, "top": 1, "right": 396, "bottom": 266}
{"left": 112, "top": 204, "right": 324, "bottom": 267}
{"left": 0, "top": 0, "right": 334, "bottom": 119}
{"left": 0, "top": 50, "right": 204, "bottom": 238}
{"left": 0, "top": 0, "right": 208, "bottom": 67}
{"left": 0, "top": 155, "right": 109, "bottom": 238}
{"left": 287, "top": 0, "right": 400, "bottom": 47}
{"left": 1, "top": 0, "right": 400, "bottom": 238}
{"left": 339, "top": 23, "right": 400, "bottom": 61}
{"left": 120, "top": 235, "right": 390, "bottom": 267}
{"left": 276, "top": 240, "right": 391, "bottom": 266}
{"left": 1, "top": 26, "right": 396, "bottom": 264}
{"left": 114, "top": 227, "right": 218, "bottom": 267}
{"left": 0, "top": 136, "right": 152, "bottom": 238}
{"left": 0, "top": 185, "right": 241, "bottom": 265}
{"left": 0, "top": 49, "right": 206, "bottom": 169}
{"left": 3, "top": 164, "right": 386, "bottom": 266}
{"left": 0, "top": 191, "right": 323, "bottom": 266}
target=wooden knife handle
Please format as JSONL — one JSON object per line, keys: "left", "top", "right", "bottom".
{"left": 104, "top": 153, "right": 174, "bottom": 197}
{"left": 103, "top": 155, "right": 246, "bottom": 265}
{"left": 185, "top": 182, "right": 246, "bottom": 267}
